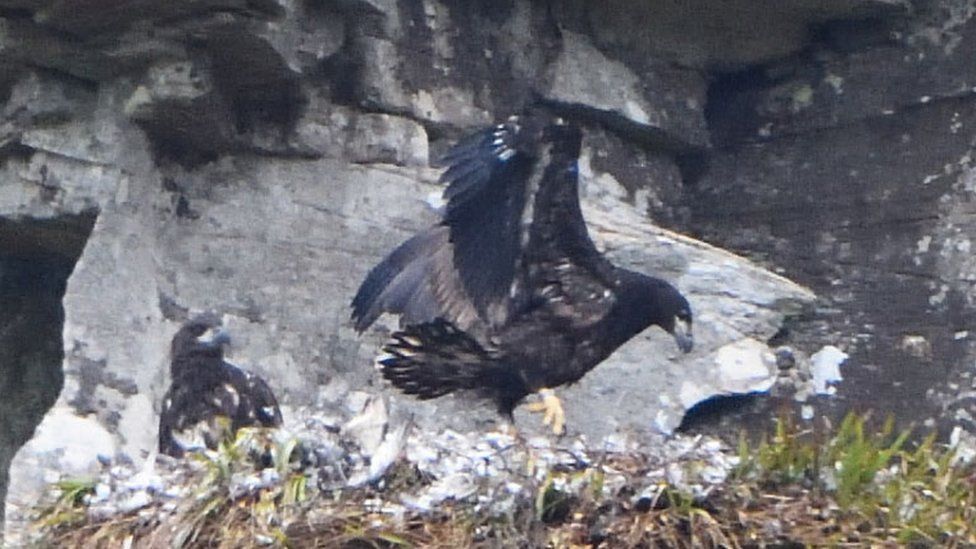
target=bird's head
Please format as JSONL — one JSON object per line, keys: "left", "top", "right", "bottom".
{"left": 171, "top": 313, "right": 230, "bottom": 363}
{"left": 617, "top": 271, "right": 694, "bottom": 354}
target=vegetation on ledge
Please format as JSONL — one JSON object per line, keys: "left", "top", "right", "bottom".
{"left": 34, "top": 413, "right": 976, "bottom": 548}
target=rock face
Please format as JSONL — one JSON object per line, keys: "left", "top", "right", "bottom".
{"left": 690, "top": 0, "right": 976, "bottom": 434}
{"left": 1, "top": 0, "right": 975, "bottom": 543}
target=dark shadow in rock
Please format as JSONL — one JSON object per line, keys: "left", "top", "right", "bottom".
{"left": 0, "top": 211, "right": 96, "bottom": 529}
{"left": 207, "top": 27, "right": 306, "bottom": 135}
{"left": 704, "top": 65, "right": 774, "bottom": 149}
{"left": 676, "top": 393, "right": 780, "bottom": 440}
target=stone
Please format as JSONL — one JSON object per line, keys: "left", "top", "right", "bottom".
{"left": 714, "top": 339, "right": 779, "bottom": 395}
{"left": 711, "top": 2, "right": 976, "bottom": 143}
{"left": 557, "top": 0, "right": 908, "bottom": 69}
{"left": 810, "top": 345, "right": 848, "bottom": 395}
{"left": 1, "top": 71, "right": 94, "bottom": 130}
{"left": 32, "top": 0, "right": 287, "bottom": 37}
{"left": 543, "top": 30, "right": 709, "bottom": 150}
{"left": 344, "top": 1, "right": 554, "bottom": 127}
{"left": 579, "top": 125, "right": 687, "bottom": 227}
{"left": 124, "top": 59, "right": 237, "bottom": 157}
{"left": 351, "top": 36, "right": 493, "bottom": 127}
{"left": 0, "top": 0, "right": 52, "bottom": 9}
{"left": 4, "top": 407, "right": 116, "bottom": 541}
{"left": 291, "top": 98, "right": 429, "bottom": 166}
{"left": 0, "top": 19, "right": 113, "bottom": 81}
{"left": 689, "top": 95, "right": 976, "bottom": 430}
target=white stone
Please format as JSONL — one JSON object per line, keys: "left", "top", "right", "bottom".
{"left": 810, "top": 345, "right": 848, "bottom": 395}
{"left": 342, "top": 396, "right": 389, "bottom": 456}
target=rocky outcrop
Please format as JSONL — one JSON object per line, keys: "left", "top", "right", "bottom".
{"left": 690, "top": 0, "right": 976, "bottom": 434}
{"left": 2, "top": 0, "right": 975, "bottom": 544}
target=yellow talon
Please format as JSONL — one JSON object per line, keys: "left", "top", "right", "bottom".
{"left": 524, "top": 388, "right": 566, "bottom": 435}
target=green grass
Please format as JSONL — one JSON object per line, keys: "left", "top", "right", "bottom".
{"left": 734, "top": 412, "right": 976, "bottom": 545}
{"left": 32, "top": 412, "right": 976, "bottom": 548}
{"left": 37, "top": 477, "right": 97, "bottom": 529}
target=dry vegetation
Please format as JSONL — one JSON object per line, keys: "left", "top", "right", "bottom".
{"left": 34, "top": 414, "right": 976, "bottom": 548}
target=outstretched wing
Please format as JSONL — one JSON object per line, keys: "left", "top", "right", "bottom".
{"left": 352, "top": 113, "right": 620, "bottom": 336}
{"left": 438, "top": 117, "right": 541, "bottom": 326}
{"left": 516, "top": 122, "right": 619, "bottom": 329}
{"left": 443, "top": 115, "right": 619, "bottom": 330}
{"left": 350, "top": 226, "right": 483, "bottom": 337}
{"left": 351, "top": 116, "right": 546, "bottom": 336}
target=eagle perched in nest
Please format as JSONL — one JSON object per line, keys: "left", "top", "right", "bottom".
{"left": 351, "top": 111, "right": 693, "bottom": 434}
{"left": 159, "top": 314, "right": 283, "bottom": 457}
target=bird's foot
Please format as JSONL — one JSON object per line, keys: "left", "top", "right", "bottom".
{"left": 524, "top": 388, "right": 565, "bottom": 435}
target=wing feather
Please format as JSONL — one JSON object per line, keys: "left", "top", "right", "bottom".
{"left": 438, "top": 118, "right": 546, "bottom": 326}
{"left": 354, "top": 114, "right": 623, "bottom": 338}
{"left": 517, "top": 123, "right": 620, "bottom": 329}
{"left": 350, "top": 226, "right": 486, "bottom": 338}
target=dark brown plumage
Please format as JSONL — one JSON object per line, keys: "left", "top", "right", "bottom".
{"left": 158, "top": 314, "right": 282, "bottom": 457}
{"left": 351, "top": 111, "right": 693, "bottom": 432}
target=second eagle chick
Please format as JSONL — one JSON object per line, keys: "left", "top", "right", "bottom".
{"left": 159, "top": 314, "right": 283, "bottom": 457}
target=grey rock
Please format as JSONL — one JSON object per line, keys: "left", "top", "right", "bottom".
{"left": 558, "top": 0, "right": 908, "bottom": 69}
{"left": 345, "top": 1, "right": 554, "bottom": 127}
{"left": 5, "top": 408, "right": 116, "bottom": 544}
{"left": 198, "top": 11, "right": 305, "bottom": 91}
{"left": 32, "top": 0, "right": 287, "bottom": 37}
{"left": 712, "top": 7, "right": 976, "bottom": 143}
{"left": 579, "top": 125, "right": 687, "bottom": 226}
{"left": 1, "top": 71, "right": 94, "bottom": 131}
{"left": 543, "top": 30, "right": 709, "bottom": 149}
{"left": 291, "top": 96, "right": 429, "bottom": 166}
{"left": 351, "top": 36, "right": 493, "bottom": 127}
{"left": 690, "top": 95, "right": 976, "bottom": 429}
{"left": 0, "top": 18, "right": 114, "bottom": 81}
{"left": 125, "top": 59, "right": 237, "bottom": 156}
{"left": 0, "top": 0, "right": 52, "bottom": 10}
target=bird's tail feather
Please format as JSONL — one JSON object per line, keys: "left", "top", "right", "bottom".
{"left": 379, "top": 319, "right": 500, "bottom": 399}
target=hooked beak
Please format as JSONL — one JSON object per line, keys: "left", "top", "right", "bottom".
{"left": 671, "top": 318, "right": 693, "bottom": 353}
{"left": 199, "top": 327, "right": 231, "bottom": 349}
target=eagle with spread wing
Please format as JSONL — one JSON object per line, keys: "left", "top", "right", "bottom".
{"left": 159, "top": 314, "right": 283, "bottom": 457}
{"left": 351, "top": 112, "right": 693, "bottom": 434}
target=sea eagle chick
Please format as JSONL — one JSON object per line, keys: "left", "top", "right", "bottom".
{"left": 351, "top": 112, "right": 693, "bottom": 434}
{"left": 159, "top": 314, "right": 283, "bottom": 457}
